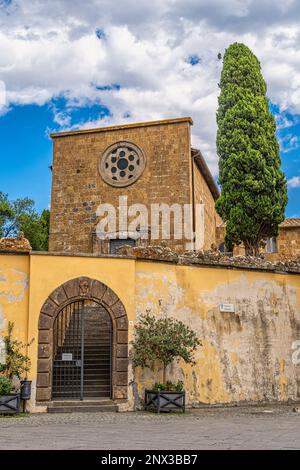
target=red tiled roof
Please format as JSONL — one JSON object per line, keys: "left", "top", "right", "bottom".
{"left": 217, "top": 219, "right": 300, "bottom": 229}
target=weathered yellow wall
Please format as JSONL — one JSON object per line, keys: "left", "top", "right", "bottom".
{"left": 134, "top": 261, "right": 300, "bottom": 405}
{"left": 1, "top": 252, "right": 300, "bottom": 409}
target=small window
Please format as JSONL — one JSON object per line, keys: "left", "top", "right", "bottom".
{"left": 218, "top": 242, "right": 225, "bottom": 253}
{"left": 109, "top": 238, "right": 136, "bottom": 254}
{"left": 218, "top": 243, "right": 233, "bottom": 256}
{"left": 266, "top": 237, "right": 277, "bottom": 253}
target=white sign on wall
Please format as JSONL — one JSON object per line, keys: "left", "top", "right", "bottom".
{"left": 219, "top": 303, "right": 235, "bottom": 313}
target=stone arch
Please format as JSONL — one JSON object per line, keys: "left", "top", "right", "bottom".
{"left": 36, "top": 277, "right": 128, "bottom": 402}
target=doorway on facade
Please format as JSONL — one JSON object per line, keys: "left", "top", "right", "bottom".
{"left": 52, "top": 300, "right": 112, "bottom": 400}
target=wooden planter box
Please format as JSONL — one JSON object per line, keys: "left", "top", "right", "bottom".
{"left": 0, "top": 394, "right": 21, "bottom": 414}
{"left": 145, "top": 389, "right": 185, "bottom": 413}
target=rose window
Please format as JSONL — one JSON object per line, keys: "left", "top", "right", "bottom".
{"left": 99, "top": 141, "right": 146, "bottom": 187}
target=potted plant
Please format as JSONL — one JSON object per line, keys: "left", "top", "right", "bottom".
{"left": 0, "top": 322, "right": 33, "bottom": 414}
{"left": 131, "top": 313, "right": 201, "bottom": 413}
{"left": 0, "top": 376, "right": 20, "bottom": 414}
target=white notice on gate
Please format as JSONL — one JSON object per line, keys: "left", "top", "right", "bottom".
{"left": 62, "top": 353, "right": 73, "bottom": 361}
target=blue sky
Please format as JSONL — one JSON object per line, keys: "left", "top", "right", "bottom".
{"left": 0, "top": 0, "right": 299, "bottom": 216}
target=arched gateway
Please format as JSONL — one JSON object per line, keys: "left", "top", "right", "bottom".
{"left": 36, "top": 277, "right": 128, "bottom": 402}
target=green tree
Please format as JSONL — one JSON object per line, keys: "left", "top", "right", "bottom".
{"left": 0, "top": 192, "right": 35, "bottom": 237}
{"left": 131, "top": 313, "right": 201, "bottom": 384}
{"left": 0, "top": 192, "right": 13, "bottom": 228}
{"left": 215, "top": 43, "right": 287, "bottom": 256}
{"left": 20, "top": 209, "right": 50, "bottom": 251}
{"left": 0, "top": 322, "right": 34, "bottom": 380}
{"left": 0, "top": 191, "right": 50, "bottom": 250}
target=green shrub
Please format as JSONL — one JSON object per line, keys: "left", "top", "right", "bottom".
{"left": 0, "top": 376, "right": 12, "bottom": 395}
{"left": 152, "top": 380, "right": 184, "bottom": 392}
{"left": 0, "top": 322, "right": 34, "bottom": 379}
{"left": 131, "top": 313, "right": 201, "bottom": 385}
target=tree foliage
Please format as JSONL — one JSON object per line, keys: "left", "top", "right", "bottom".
{"left": 19, "top": 208, "right": 50, "bottom": 251}
{"left": 0, "top": 191, "right": 50, "bottom": 250}
{"left": 0, "top": 322, "right": 34, "bottom": 380}
{"left": 131, "top": 313, "right": 201, "bottom": 384}
{"left": 215, "top": 43, "right": 288, "bottom": 255}
{"left": 0, "top": 376, "right": 12, "bottom": 395}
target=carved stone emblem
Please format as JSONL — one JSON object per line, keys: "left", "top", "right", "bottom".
{"left": 79, "top": 279, "right": 90, "bottom": 296}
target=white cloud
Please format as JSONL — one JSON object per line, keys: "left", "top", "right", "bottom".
{"left": 287, "top": 176, "right": 300, "bottom": 188}
{"left": 280, "top": 133, "right": 300, "bottom": 153}
{"left": 0, "top": 1, "right": 300, "bottom": 176}
{"left": 0, "top": 79, "right": 5, "bottom": 110}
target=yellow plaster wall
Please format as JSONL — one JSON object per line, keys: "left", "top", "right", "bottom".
{"left": 0, "top": 254, "right": 30, "bottom": 358}
{"left": 134, "top": 261, "right": 300, "bottom": 405}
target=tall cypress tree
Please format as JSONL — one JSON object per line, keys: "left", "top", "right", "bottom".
{"left": 216, "top": 43, "right": 287, "bottom": 255}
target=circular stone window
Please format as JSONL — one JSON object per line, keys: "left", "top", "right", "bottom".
{"left": 99, "top": 141, "right": 146, "bottom": 187}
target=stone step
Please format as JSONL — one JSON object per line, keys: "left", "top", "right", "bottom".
{"left": 84, "top": 358, "right": 110, "bottom": 363}
{"left": 58, "top": 343, "right": 110, "bottom": 348}
{"left": 84, "top": 364, "right": 110, "bottom": 368}
{"left": 84, "top": 391, "right": 111, "bottom": 395}
{"left": 84, "top": 371, "right": 109, "bottom": 376}
{"left": 84, "top": 348, "right": 110, "bottom": 352}
{"left": 48, "top": 404, "right": 117, "bottom": 413}
{"left": 63, "top": 338, "right": 110, "bottom": 343}
{"left": 84, "top": 380, "right": 110, "bottom": 386}
{"left": 63, "top": 333, "right": 110, "bottom": 337}
{"left": 84, "top": 364, "right": 110, "bottom": 369}
{"left": 54, "top": 353, "right": 109, "bottom": 357}
{"left": 84, "top": 356, "right": 110, "bottom": 361}
{"left": 51, "top": 399, "right": 113, "bottom": 406}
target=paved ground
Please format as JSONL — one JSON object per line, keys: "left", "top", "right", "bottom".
{"left": 0, "top": 404, "right": 300, "bottom": 450}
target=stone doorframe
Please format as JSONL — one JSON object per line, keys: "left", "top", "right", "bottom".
{"left": 36, "top": 277, "right": 128, "bottom": 402}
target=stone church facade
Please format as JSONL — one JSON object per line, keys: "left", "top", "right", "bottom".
{"left": 49, "top": 117, "right": 221, "bottom": 255}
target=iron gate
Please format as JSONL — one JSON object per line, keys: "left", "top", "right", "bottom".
{"left": 52, "top": 300, "right": 112, "bottom": 400}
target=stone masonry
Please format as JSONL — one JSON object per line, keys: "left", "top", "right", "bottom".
{"left": 49, "top": 117, "right": 220, "bottom": 254}
{"left": 49, "top": 118, "right": 193, "bottom": 253}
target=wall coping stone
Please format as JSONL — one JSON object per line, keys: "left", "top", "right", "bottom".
{"left": 50, "top": 117, "right": 193, "bottom": 139}
{"left": 0, "top": 235, "right": 31, "bottom": 253}
{"left": 2, "top": 246, "right": 300, "bottom": 275}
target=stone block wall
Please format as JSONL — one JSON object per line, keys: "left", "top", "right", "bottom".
{"left": 276, "top": 227, "right": 300, "bottom": 260}
{"left": 49, "top": 118, "right": 193, "bottom": 253}
{"left": 216, "top": 224, "right": 300, "bottom": 260}
{"left": 193, "top": 162, "right": 220, "bottom": 250}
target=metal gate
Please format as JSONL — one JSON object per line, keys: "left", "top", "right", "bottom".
{"left": 52, "top": 300, "right": 112, "bottom": 400}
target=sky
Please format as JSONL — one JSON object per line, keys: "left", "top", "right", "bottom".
{"left": 0, "top": 0, "right": 299, "bottom": 216}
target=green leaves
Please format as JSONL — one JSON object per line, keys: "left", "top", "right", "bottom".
{"left": 19, "top": 209, "right": 50, "bottom": 251}
{"left": 216, "top": 43, "right": 288, "bottom": 255}
{"left": 0, "top": 322, "right": 34, "bottom": 380}
{"left": 0, "top": 376, "right": 12, "bottom": 395}
{"left": 131, "top": 313, "right": 201, "bottom": 383}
